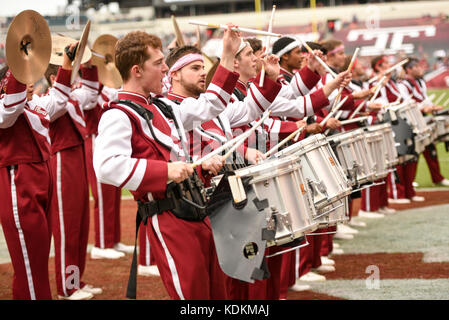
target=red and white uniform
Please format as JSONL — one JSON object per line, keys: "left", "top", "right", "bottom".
{"left": 94, "top": 65, "right": 239, "bottom": 299}
{"left": 0, "top": 69, "right": 70, "bottom": 299}
{"left": 399, "top": 77, "right": 445, "bottom": 185}
{"left": 84, "top": 85, "right": 123, "bottom": 250}
{"left": 45, "top": 66, "right": 99, "bottom": 297}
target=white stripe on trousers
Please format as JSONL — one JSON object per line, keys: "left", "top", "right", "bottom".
{"left": 366, "top": 187, "right": 371, "bottom": 212}
{"left": 390, "top": 173, "right": 398, "bottom": 199}
{"left": 295, "top": 249, "right": 300, "bottom": 279}
{"left": 145, "top": 233, "right": 150, "bottom": 266}
{"left": 10, "top": 166, "right": 36, "bottom": 300}
{"left": 92, "top": 134, "right": 105, "bottom": 249}
{"left": 152, "top": 215, "right": 185, "bottom": 300}
{"left": 56, "top": 152, "right": 67, "bottom": 296}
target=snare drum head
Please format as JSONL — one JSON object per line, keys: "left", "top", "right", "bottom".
{"left": 275, "top": 134, "right": 327, "bottom": 158}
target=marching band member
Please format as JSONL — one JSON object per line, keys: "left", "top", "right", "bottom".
{"left": 399, "top": 58, "right": 449, "bottom": 190}
{"left": 84, "top": 85, "right": 135, "bottom": 260}
{"left": 42, "top": 53, "right": 102, "bottom": 299}
{"left": 0, "top": 68, "right": 55, "bottom": 300}
{"left": 358, "top": 55, "right": 397, "bottom": 217}
{"left": 93, "top": 28, "right": 242, "bottom": 300}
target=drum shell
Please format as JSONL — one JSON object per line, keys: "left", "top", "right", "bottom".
{"left": 275, "top": 134, "right": 352, "bottom": 210}
{"left": 327, "top": 129, "right": 377, "bottom": 185}
{"left": 232, "top": 156, "right": 319, "bottom": 246}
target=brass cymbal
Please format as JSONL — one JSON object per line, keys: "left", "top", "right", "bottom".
{"left": 171, "top": 15, "right": 185, "bottom": 47}
{"left": 5, "top": 10, "right": 51, "bottom": 84}
{"left": 91, "top": 34, "right": 122, "bottom": 89}
{"left": 203, "top": 53, "right": 216, "bottom": 75}
{"left": 71, "top": 20, "right": 91, "bottom": 85}
{"left": 50, "top": 34, "right": 91, "bottom": 66}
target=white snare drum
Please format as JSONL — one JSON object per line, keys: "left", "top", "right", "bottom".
{"left": 327, "top": 128, "right": 376, "bottom": 186}
{"left": 275, "top": 134, "right": 352, "bottom": 210}
{"left": 314, "top": 196, "right": 349, "bottom": 228}
{"left": 435, "top": 116, "right": 449, "bottom": 142}
{"left": 220, "top": 155, "right": 319, "bottom": 246}
{"left": 395, "top": 101, "right": 432, "bottom": 153}
{"left": 364, "top": 123, "right": 397, "bottom": 178}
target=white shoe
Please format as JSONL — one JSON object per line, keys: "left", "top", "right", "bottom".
{"left": 334, "top": 232, "right": 354, "bottom": 240}
{"left": 298, "top": 271, "right": 326, "bottom": 282}
{"left": 349, "top": 219, "right": 367, "bottom": 227}
{"left": 81, "top": 284, "right": 103, "bottom": 295}
{"left": 321, "top": 256, "right": 335, "bottom": 266}
{"left": 332, "top": 248, "right": 345, "bottom": 255}
{"left": 338, "top": 224, "right": 359, "bottom": 234}
{"left": 313, "top": 265, "right": 336, "bottom": 274}
{"left": 378, "top": 207, "right": 396, "bottom": 215}
{"left": 333, "top": 243, "right": 340, "bottom": 249}
{"left": 388, "top": 198, "right": 411, "bottom": 204}
{"left": 138, "top": 264, "right": 160, "bottom": 277}
{"left": 411, "top": 195, "right": 425, "bottom": 202}
{"left": 114, "top": 242, "right": 135, "bottom": 254}
{"left": 412, "top": 181, "right": 419, "bottom": 187}
{"left": 358, "top": 210, "right": 385, "bottom": 219}
{"left": 289, "top": 284, "right": 311, "bottom": 292}
{"left": 58, "top": 289, "right": 93, "bottom": 300}
{"left": 91, "top": 247, "right": 125, "bottom": 260}
{"left": 437, "top": 179, "right": 449, "bottom": 186}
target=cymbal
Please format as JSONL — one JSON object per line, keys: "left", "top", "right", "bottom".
{"left": 203, "top": 53, "right": 216, "bottom": 75}
{"left": 171, "top": 15, "right": 185, "bottom": 47}
{"left": 5, "top": 10, "right": 51, "bottom": 84}
{"left": 71, "top": 20, "right": 91, "bottom": 85}
{"left": 91, "top": 34, "right": 123, "bottom": 89}
{"left": 50, "top": 34, "right": 91, "bottom": 66}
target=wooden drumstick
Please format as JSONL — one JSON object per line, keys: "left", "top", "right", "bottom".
{"left": 222, "top": 111, "right": 272, "bottom": 161}
{"left": 320, "top": 96, "right": 349, "bottom": 126}
{"left": 189, "top": 20, "right": 282, "bottom": 37}
{"left": 348, "top": 100, "right": 367, "bottom": 120}
{"left": 367, "top": 59, "right": 409, "bottom": 84}
{"left": 329, "top": 47, "right": 360, "bottom": 111}
{"left": 264, "top": 117, "right": 309, "bottom": 158}
{"left": 295, "top": 36, "right": 337, "bottom": 78}
{"left": 259, "top": 5, "right": 276, "bottom": 88}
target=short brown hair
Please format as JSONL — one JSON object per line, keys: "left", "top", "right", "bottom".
{"left": 165, "top": 45, "right": 202, "bottom": 69}
{"left": 371, "top": 55, "right": 386, "bottom": 72}
{"left": 246, "top": 38, "right": 263, "bottom": 54}
{"left": 320, "top": 39, "right": 343, "bottom": 56}
{"left": 115, "top": 31, "right": 162, "bottom": 81}
{"left": 44, "top": 64, "right": 59, "bottom": 86}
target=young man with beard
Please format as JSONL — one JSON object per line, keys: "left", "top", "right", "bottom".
{"left": 93, "top": 27, "right": 243, "bottom": 299}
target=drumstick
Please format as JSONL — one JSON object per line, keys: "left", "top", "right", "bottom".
{"left": 339, "top": 116, "right": 369, "bottom": 126}
{"left": 222, "top": 111, "right": 272, "bottom": 161}
{"left": 264, "top": 116, "right": 309, "bottom": 158}
{"left": 259, "top": 5, "right": 276, "bottom": 88}
{"left": 195, "top": 26, "right": 202, "bottom": 50}
{"left": 295, "top": 36, "right": 337, "bottom": 78}
{"left": 189, "top": 20, "right": 282, "bottom": 37}
{"left": 367, "top": 59, "right": 409, "bottom": 84}
{"left": 320, "top": 96, "right": 349, "bottom": 126}
{"left": 329, "top": 48, "right": 360, "bottom": 111}
{"left": 368, "top": 75, "right": 387, "bottom": 105}
{"left": 348, "top": 100, "right": 367, "bottom": 120}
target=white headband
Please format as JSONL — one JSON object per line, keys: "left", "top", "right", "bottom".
{"left": 217, "top": 39, "right": 249, "bottom": 59}
{"left": 273, "top": 40, "right": 301, "bottom": 58}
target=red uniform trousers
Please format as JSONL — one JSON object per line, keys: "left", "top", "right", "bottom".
{"left": 0, "top": 162, "right": 54, "bottom": 300}
{"left": 279, "top": 249, "right": 299, "bottom": 299}
{"left": 320, "top": 226, "right": 335, "bottom": 257}
{"left": 419, "top": 144, "right": 444, "bottom": 183}
{"left": 361, "top": 179, "right": 388, "bottom": 212}
{"left": 84, "top": 134, "right": 122, "bottom": 249}
{"left": 227, "top": 246, "right": 283, "bottom": 300}
{"left": 388, "top": 161, "right": 416, "bottom": 199}
{"left": 138, "top": 223, "right": 157, "bottom": 266}
{"left": 50, "top": 144, "right": 90, "bottom": 297}
{"left": 146, "top": 212, "right": 228, "bottom": 299}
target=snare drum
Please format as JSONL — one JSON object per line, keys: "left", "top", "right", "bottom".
{"left": 396, "top": 101, "right": 432, "bottom": 153}
{"left": 434, "top": 115, "right": 449, "bottom": 142}
{"left": 364, "top": 124, "right": 393, "bottom": 179}
{"left": 275, "top": 134, "right": 352, "bottom": 210}
{"left": 314, "top": 196, "right": 349, "bottom": 228}
{"left": 221, "top": 155, "right": 319, "bottom": 246}
{"left": 327, "top": 128, "right": 377, "bottom": 186}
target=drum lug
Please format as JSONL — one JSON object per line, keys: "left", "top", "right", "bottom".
{"left": 272, "top": 207, "right": 294, "bottom": 240}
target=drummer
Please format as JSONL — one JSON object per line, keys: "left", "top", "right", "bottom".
{"left": 398, "top": 57, "right": 449, "bottom": 188}
{"left": 356, "top": 55, "right": 398, "bottom": 219}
